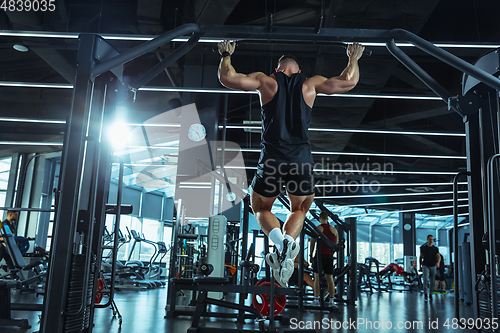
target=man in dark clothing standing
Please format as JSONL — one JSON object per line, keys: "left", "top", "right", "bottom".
{"left": 309, "top": 211, "right": 339, "bottom": 306}
{"left": 0, "top": 210, "right": 19, "bottom": 270}
{"left": 419, "top": 234, "right": 441, "bottom": 301}
{"left": 218, "top": 41, "right": 364, "bottom": 287}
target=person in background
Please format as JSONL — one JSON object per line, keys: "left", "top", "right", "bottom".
{"left": 289, "top": 256, "right": 315, "bottom": 288}
{"left": 419, "top": 234, "right": 441, "bottom": 301}
{"left": 378, "top": 263, "right": 409, "bottom": 281}
{"left": 434, "top": 252, "right": 446, "bottom": 295}
{"left": 309, "top": 211, "right": 339, "bottom": 306}
{"left": 0, "top": 210, "right": 19, "bottom": 270}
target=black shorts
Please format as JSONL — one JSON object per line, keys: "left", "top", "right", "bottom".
{"left": 312, "top": 254, "right": 334, "bottom": 275}
{"left": 435, "top": 268, "right": 445, "bottom": 281}
{"left": 251, "top": 160, "right": 314, "bottom": 198}
{"left": 289, "top": 269, "right": 299, "bottom": 285}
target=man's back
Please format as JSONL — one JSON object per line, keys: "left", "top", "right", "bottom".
{"left": 259, "top": 71, "right": 313, "bottom": 164}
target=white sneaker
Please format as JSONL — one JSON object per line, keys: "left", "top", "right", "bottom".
{"left": 283, "top": 239, "right": 300, "bottom": 261}
{"left": 280, "top": 258, "right": 293, "bottom": 288}
{"left": 265, "top": 252, "right": 281, "bottom": 270}
{"left": 280, "top": 239, "right": 300, "bottom": 286}
{"left": 265, "top": 252, "right": 286, "bottom": 287}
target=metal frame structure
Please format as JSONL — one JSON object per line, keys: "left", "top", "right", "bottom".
{"left": 386, "top": 28, "right": 500, "bottom": 327}
{"left": 39, "top": 24, "right": 200, "bottom": 333}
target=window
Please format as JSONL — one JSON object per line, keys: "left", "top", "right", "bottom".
{"left": 0, "top": 157, "right": 12, "bottom": 207}
{"left": 357, "top": 242, "right": 370, "bottom": 263}
{"left": 394, "top": 244, "right": 403, "bottom": 262}
{"left": 116, "top": 215, "right": 142, "bottom": 261}
{"left": 371, "top": 243, "right": 390, "bottom": 266}
{"left": 140, "top": 218, "right": 162, "bottom": 261}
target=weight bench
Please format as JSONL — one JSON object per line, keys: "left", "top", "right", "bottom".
{"left": 0, "top": 225, "right": 37, "bottom": 329}
{"left": 1, "top": 225, "right": 45, "bottom": 287}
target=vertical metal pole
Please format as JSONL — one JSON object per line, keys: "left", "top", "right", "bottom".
{"left": 487, "top": 155, "right": 500, "bottom": 319}
{"left": 41, "top": 34, "right": 97, "bottom": 333}
{"left": 269, "top": 274, "right": 275, "bottom": 333}
{"left": 166, "top": 199, "right": 182, "bottom": 316}
{"left": 298, "top": 229, "right": 305, "bottom": 312}
{"left": 453, "top": 171, "right": 469, "bottom": 320}
{"left": 240, "top": 196, "right": 250, "bottom": 264}
{"left": 217, "top": 94, "right": 229, "bottom": 215}
{"left": 465, "top": 114, "right": 490, "bottom": 319}
{"left": 337, "top": 229, "right": 345, "bottom": 299}
{"left": 346, "top": 217, "right": 357, "bottom": 305}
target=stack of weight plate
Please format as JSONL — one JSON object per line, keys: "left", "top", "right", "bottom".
{"left": 477, "top": 275, "right": 494, "bottom": 333}
{"left": 63, "top": 254, "right": 95, "bottom": 333}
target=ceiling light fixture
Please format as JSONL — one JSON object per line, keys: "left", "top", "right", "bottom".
{"left": 224, "top": 165, "right": 461, "bottom": 175}
{"left": 446, "top": 222, "right": 470, "bottom": 229}
{"left": 0, "top": 81, "right": 446, "bottom": 101}
{"left": 312, "top": 169, "right": 459, "bottom": 175}
{"left": 341, "top": 204, "right": 468, "bottom": 218}
{"left": 221, "top": 125, "right": 465, "bottom": 137}
{"left": 228, "top": 148, "right": 465, "bottom": 159}
{"left": 354, "top": 42, "right": 500, "bottom": 49}
{"left": 0, "top": 81, "right": 72, "bottom": 89}
{"left": 343, "top": 198, "right": 468, "bottom": 208}
{"left": 316, "top": 190, "right": 468, "bottom": 199}
{"left": 0, "top": 141, "right": 63, "bottom": 146}
{"left": 0, "top": 117, "right": 66, "bottom": 124}
{"left": 315, "top": 182, "right": 467, "bottom": 187}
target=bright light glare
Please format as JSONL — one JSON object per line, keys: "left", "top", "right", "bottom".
{"left": 108, "top": 121, "right": 130, "bottom": 148}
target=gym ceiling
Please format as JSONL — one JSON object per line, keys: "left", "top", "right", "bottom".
{"left": 0, "top": 0, "right": 499, "bottom": 222}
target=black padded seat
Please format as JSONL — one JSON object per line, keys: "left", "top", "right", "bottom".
{"left": 193, "top": 277, "right": 231, "bottom": 285}
{"left": 170, "top": 278, "right": 195, "bottom": 284}
{"left": 177, "top": 234, "right": 198, "bottom": 240}
{"left": 239, "top": 260, "right": 254, "bottom": 267}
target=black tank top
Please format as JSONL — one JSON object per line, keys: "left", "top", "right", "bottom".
{"left": 258, "top": 72, "right": 313, "bottom": 165}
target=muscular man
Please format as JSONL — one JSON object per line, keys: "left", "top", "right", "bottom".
{"left": 309, "top": 211, "right": 339, "bottom": 305}
{"left": 218, "top": 41, "right": 364, "bottom": 287}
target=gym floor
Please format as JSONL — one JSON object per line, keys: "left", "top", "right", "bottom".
{"left": 8, "top": 287, "right": 476, "bottom": 333}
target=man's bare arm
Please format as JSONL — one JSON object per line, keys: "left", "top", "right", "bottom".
{"left": 217, "top": 40, "right": 264, "bottom": 91}
{"left": 308, "top": 43, "right": 364, "bottom": 95}
{"left": 331, "top": 226, "right": 339, "bottom": 245}
{"left": 309, "top": 237, "right": 316, "bottom": 259}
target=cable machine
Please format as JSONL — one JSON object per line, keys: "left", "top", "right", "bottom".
{"left": 386, "top": 29, "right": 500, "bottom": 329}
{"left": 39, "top": 24, "right": 200, "bottom": 333}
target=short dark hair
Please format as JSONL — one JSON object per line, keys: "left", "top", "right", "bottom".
{"left": 277, "top": 55, "right": 300, "bottom": 68}
{"left": 427, "top": 234, "right": 434, "bottom": 239}
{"left": 7, "top": 210, "right": 19, "bottom": 214}
{"left": 319, "top": 211, "right": 328, "bottom": 221}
